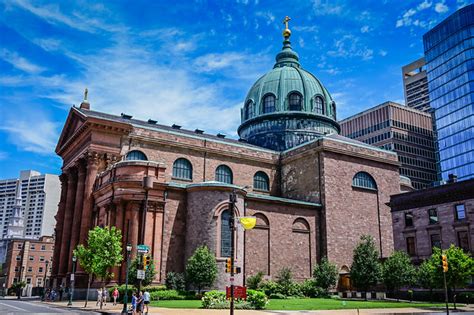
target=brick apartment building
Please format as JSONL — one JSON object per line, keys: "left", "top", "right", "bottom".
{"left": 51, "top": 25, "right": 404, "bottom": 293}
{"left": 1, "top": 236, "right": 53, "bottom": 295}
{"left": 390, "top": 176, "right": 473, "bottom": 263}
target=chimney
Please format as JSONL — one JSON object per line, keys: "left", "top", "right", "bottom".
{"left": 447, "top": 174, "right": 458, "bottom": 183}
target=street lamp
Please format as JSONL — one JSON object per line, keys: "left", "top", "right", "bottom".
{"left": 42, "top": 260, "right": 49, "bottom": 301}
{"left": 67, "top": 256, "right": 77, "bottom": 307}
{"left": 121, "top": 244, "right": 132, "bottom": 315}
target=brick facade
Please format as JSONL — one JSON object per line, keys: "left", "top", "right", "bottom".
{"left": 51, "top": 105, "right": 402, "bottom": 291}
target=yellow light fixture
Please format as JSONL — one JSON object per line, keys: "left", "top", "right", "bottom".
{"left": 239, "top": 216, "right": 257, "bottom": 230}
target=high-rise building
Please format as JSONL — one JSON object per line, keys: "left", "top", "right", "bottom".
{"left": 0, "top": 170, "right": 60, "bottom": 239}
{"left": 402, "top": 57, "right": 431, "bottom": 112}
{"left": 423, "top": 4, "right": 474, "bottom": 182}
{"left": 340, "top": 101, "right": 437, "bottom": 189}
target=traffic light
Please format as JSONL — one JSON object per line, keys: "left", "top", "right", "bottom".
{"left": 441, "top": 254, "right": 448, "bottom": 273}
{"left": 143, "top": 254, "right": 152, "bottom": 269}
{"left": 225, "top": 258, "right": 232, "bottom": 273}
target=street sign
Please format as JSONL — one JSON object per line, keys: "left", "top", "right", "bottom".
{"left": 137, "top": 269, "right": 145, "bottom": 280}
{"left": 226, "top": 286, "right": 247, "bottom": 299}
{"left": 229, "top": 277, "right": 234, "bottom": 283}
{"left": 137, "top": 244, "right": 150, "bottom": 254}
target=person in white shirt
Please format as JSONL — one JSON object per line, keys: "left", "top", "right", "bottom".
{"left": 143, "top": 290, "right": 150, "bottom": 314}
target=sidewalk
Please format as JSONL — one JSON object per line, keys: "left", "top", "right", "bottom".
{"left": 39, "top": 300, "right": 474, "bottom": 314}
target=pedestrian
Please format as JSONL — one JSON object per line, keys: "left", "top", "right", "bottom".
{"left": 112, "top": 287, "right": 119, "bottom": 306}
{"left": 96, "top": 288, "right": 102, "bottom": 306}
{"left": 131, "top": 292, "right": 137, "bottom": 315}
{"left": 102, "top": 288, "right": 108, "bottom": 306}
{"left": 59, "top": 285, "right": 64, "bottom": 301}
{"left": 136, "top": 291, "right": 144, "bottom": 315}
{"left": 143, "top": 289, "right": 150, "bottom": 314}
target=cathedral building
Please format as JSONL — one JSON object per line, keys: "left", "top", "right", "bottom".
{"left": 51, "top": 21, "right": 402, "bottom": 292}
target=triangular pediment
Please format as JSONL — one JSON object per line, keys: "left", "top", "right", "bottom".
{"left": 55, "top": 107, "right": 87, "bottom": 154}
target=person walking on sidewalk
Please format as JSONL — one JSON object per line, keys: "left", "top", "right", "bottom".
{"left": 96, "top": 288, "right": 102, "bottom": 306}
{"left": 131, "top": 292, "right": 137, "bottom": 315}
{"left": 112, "top": 287, "right": 119, "bottom": 306}
{"left": 102, "top": 288, "right": 108, "bottom": 306}
{"left": 143, "top": 289, "right": 150, "bottom": 314}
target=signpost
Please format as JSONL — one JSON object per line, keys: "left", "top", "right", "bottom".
{"left": 226, "top": 286, "right": 246, "bottom": 300}
{"left": 137, "top": 244, "right": 149, "bottom": 254}
{"left": 137, "top": 270, "right": 145, "bottom": 280}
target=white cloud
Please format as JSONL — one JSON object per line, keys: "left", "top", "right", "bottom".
{"left": 435, "top": 2, "right": 449, "bottom": 13}
{"left": 255, "top": 11, "right": 275, "bottom": 25}
{"left": 298, "top": 37, "right": 305, "bottom": 48}
{"left": 0, "top": 49, "right": 45, "bottom": 73}
{"left": 360, "top": 25, "right": 370, "bottom": 33}
{"left": 194, "top": 53, "right": 246, "bottom": 72}
{"left": 418, "top": 0, "right": 432, "bottom": 10}
{"left": 312, "top": 0, "right": 343, "bottom": 16}
{"left": 379, "top": 50, "right": 388, "bottom": 57}
{"left": 0, "top": 152, "right": 8, "bottom": 160}
{"left": 328, "top": 35, "right": 374, "bottom": 61}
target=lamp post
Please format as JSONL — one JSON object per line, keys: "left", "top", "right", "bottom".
{"left": 42, "top": 260, "right": 49, "bottom": 301}
{"left": 121, "top": 244, "right": 132, "bottom": 315}
{"left": 67, "top": 256, "right": 77, "bottom": 307}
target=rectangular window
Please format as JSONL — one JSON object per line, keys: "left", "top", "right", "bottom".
{"left": 16, "top": 255, "right": 21, "bottom": 261}
{"left": 30, "top": 244, "right": 35, "bottom": 250}
{"left": 39, "top": 256, "right": 45, "bottom": 262}
{"left": 404, "top": 212, "right": 414, "bottom": 227}
{"left": 17, "top": 244, "right": 22, "bottom": 249}
{"left": 39, "top": 267, "right": 43, "bottom": 273}
{"left": 41, "top": 245, "right": 46, "bottom": 251}
{"left": 29, "top": 256, "right": 34, "bottom": 261}
{"left": 26, "top": 278, "right": 31, "bottom": 285}
{"left": 429, "top": 208, "right": 438, "bottom": 224}
{"left": 430, "top": 234, "right": 441, "bottom": 252}
{"left": 458, "top": 231, "right": 470, "bottom": 251}
{"left": 14, "top": 266, "right": 19, "bottom": 272}
{"left": 455, "top": 204, "right": 466, "bottom": 220}
{"left": 36, "top": 278, "right": 43, "bottom": 287}
{"left": 27, "top": 266, "right": 32, "bottom": 272}
{"left": 406, "top": 237, "right": 416, "bottom": 256}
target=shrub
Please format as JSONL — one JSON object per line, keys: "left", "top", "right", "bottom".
{"left": 149, "top": 289, "right": 198, "bottom": 301}
{"left": 202, "top": 290, "right": 226, "bottom": 308}
{"left": 247, "top": 289, "right": 268, "bottom": 309}
{"left": 186, "top": 246, "right": 218, "bottom": 293}
{"left": 313, "top": 258, "right": 338, "bottom": 292}
{"left": 276, "top": 267, "right": 293, "bottom": 294}
{"left": 269, "top": 293, "right": 286, "bottom": 299}
{"left": 260, "top": 280, "right": 282, "bottom": 296}
{"left": 246, "top": 271, "right": 264, "bottom": 290}
{"left": 165, "top": 272, "right": 186, "bottom": 291}
{"left": 301, "top": 279, "right": 326, "bottom": 298}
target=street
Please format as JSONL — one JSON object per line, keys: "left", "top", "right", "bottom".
{"left": 0, "top": 299, "right": 100, "bottom": 314}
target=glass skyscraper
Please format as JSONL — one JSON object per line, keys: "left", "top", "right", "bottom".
{"left": 423, "top": 4, "right": 474, "bottom": 182}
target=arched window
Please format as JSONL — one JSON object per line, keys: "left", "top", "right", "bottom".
{"left": 220, "top": 209, "right": 231, "bottom": 257}
{"left": 352, "top": 172, "right": 377, "bottom": 190}
{"left": 245, "top": 100, "right": 254, "bottom": 120}
{"left": 331, "top": 101, "right": 337, "bottom": 119}
{"left": 288, "top": 92, "right": 302, "bottom": 111}
{"left": 253, "top": 171, "right": 270, "bottom": 191}
{"left": 292, "top": 218, "right": 310, "bottom": 233}
{"left": 263, "top": 94, "right": 276, "bottom": 113}
{"left": 125, "top": 150, "right": 147, "bottom": 161}
{"left": 172, "top": 158, "right": 193, "bottom": 180}
{"left": 215, "top": 165, "right": 233, "bottom": 184}
{"left": 313, "top": 96, "right": 324, "bottom": 114}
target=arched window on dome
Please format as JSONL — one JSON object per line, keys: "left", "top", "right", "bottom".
{"left": 288, "top": 92, "right": 302, "bottom": 111}
{"left": 215, "top": 165, "right": 233, "bottom": 184}
{"left": 125, "top": 150, "right": 147, "bottom": 161}
{"left": 245, "top": 100, "right": 254, "bottom": 120}
{"left": 313, "top": 96, "right": 324, "bottom": 115}
{"left": 263, "top": 94, "right": 276, "bottom": 113}
{"left": 331, "top": 101, "right": 337, "bottom": 120}
{"left": 253, "top": 171, "right": 270, "bottom": 191}
{"left": 173, "top": 158, "right": 193, "bottom": 180}
{"left": 352, "top": 172, "right": 377, "bottom": 190}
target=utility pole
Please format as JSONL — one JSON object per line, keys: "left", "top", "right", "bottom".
{"left": 229, "top": 190, "right": 236, "bottom": 315}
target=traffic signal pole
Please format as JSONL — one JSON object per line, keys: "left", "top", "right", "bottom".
{"left": 229, "top": 191, "right": 236, "bottom": 315}
{"left": 442, "top": 254, "right": 449, "bottom": 314}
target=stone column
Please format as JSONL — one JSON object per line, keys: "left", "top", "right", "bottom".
{"left": 58, "top": 168, "right": 77, "bottom": 277}
{"left": 51, "top": 173, "right": 68, "bottom": 279}
{"left": 79, "top": 152, "right": 100, "bottom": 245}
{"left": 111, "top": 201, "right": 124, "bottom": 284}
{"left": 130, "top": 202, "right": 140, "bottom": 255}
{"left": 68, "top": 159, "right": 86, "bottom": 272}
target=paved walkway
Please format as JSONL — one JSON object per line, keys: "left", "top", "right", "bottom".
{"left": 38, "top": 300, "right": 474, "bottom": 314}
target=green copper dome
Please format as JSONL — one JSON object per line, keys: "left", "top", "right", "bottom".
{"left": 238, "top": 21, "right": 340, "bottom": 151}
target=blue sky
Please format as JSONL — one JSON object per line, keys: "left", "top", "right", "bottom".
{"left": 0, "top": 0, "right": 470, "bottom": 178}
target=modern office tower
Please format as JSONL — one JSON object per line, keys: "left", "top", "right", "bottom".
{"left": 402, "top": 58, "right": 431, "bottom": 112}
{"left": 423, "top": 4, "right": 474, "bottom": 182}
{"left": 340, "top": 101, "right": 437, "bottom": 189}
{"left": 0, "top": 170, "right": 60, "bottom": 239}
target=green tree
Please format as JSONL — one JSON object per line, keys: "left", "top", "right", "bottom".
{"left": 74, "top": 226, "right": 123, "bottom": 309}
{"left": 350, "top": 235, "right": 382, "bottom": 298}
{"left": 313, "top": 257, "right": 338, "bottom": 293}
{"left": 417, "top": 260, "right": 437, "bottom": 302}
{"left": 426, "top": 246, "right": 474, "bottom": 309}
{"left": 276, "top": 267, "right": 294, "bottom": 295}
{"left": 185, "top": 246, "right": 217, "bottom": 293}
{"left": 127, "top": 256, "right": 157, "bottom": 288}
{"left": 382, "top": 251, "right": 416, "bottom": 300}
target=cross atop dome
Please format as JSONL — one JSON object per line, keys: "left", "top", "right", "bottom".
{"left": 282, "top": 16, "right": 291, "bottom": 39}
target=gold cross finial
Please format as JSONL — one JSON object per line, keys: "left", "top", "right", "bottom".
{"left": 84, "top": 88, "right": 88, "bottom": 100}
{"left": 283, "top": 16, "right": 291, "bottom": 29}
{"left": 282, "top": 16, "right": 292, "bottom": 38}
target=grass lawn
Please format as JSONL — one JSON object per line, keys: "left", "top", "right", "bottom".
{"left": 150, "top": 298, "right": 455, "bottom": 310}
